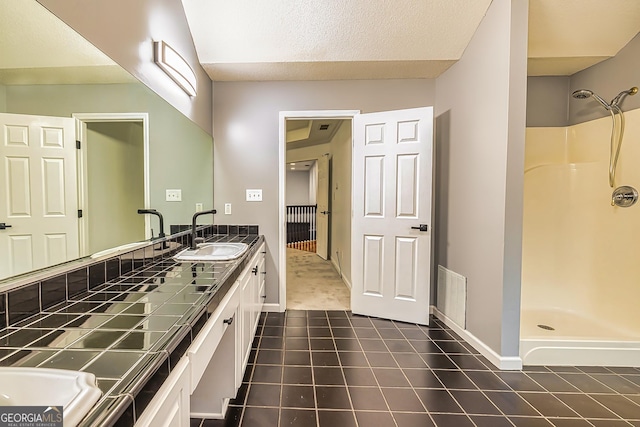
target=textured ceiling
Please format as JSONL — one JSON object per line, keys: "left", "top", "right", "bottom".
{"left": 184, "top": 0, "right": 640, "bottom": 81}
{"left": 0, "top": 0, "right": 135, "bottom": 84}
{"left": 528, "top": 0, "right": 640, "bottom": 76}
{"left": 182, "top": 0, "right": 492, "bottom": 81}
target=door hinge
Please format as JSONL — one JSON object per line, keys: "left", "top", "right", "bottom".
{"left": 76, "top": 140, "right": 81, "bottom": 149}
{"left": 78, "top": 209, "right": 83, "bottom": 218}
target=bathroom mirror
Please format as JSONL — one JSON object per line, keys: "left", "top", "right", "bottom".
{"left": 0, "top": 0, "right": 213, "bottom": 283}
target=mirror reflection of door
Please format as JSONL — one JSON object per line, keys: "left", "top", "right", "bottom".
{"left": 0, "top": 113, "right": 78, "bottom": 279}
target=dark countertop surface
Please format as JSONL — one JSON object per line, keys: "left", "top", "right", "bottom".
{"left": 0, "top": 233, "right": 263, "bottom": 426}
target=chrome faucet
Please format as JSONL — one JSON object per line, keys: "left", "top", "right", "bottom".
{"left": 191, "top": 209, "right": 217, "bottom": 249}
{"left": 137, "top": 209, "right": 165, "bottom": 239}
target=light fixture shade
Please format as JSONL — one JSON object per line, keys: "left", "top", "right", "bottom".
{"left": 154, "top": 40, "right": 197, "bottom": 96}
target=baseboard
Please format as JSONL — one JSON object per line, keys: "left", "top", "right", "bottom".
{"left": 432, "top": 307, "right": 523, "bottom": 371}
{"left": 262, "top": 303, "right": 284, "bottom": 312}
{"left": 330, "top": 258, "right": 351, "bottom": 289}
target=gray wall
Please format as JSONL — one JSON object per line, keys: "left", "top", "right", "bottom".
{"left": 5, "top": 83, "right": 213, "bottom": 229}
{"left": 38, "top": 0, "right": 213, "bottom": 134}
{"left": 87, "top": 122, "right": 145, "bottom": 253}
{"left": 213, "top": 79, "right": 435, "bottom": 305}
{"left": 526, "top": 77, "right": 569, "bottom": 127}
{"left": 569, "top": 33, "right": 640, "bottom": 125}
{"left": 285, "top": 170, "right": 310, "bottom": 205}
{"left": 434, "top": 0, "right": 527, "bottom": 358}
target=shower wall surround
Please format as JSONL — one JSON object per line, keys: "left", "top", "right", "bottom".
{"left": 522, "top": 108, "right": 640, "bottom": 342}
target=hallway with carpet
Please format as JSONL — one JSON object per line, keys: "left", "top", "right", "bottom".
{"left": 286, "top": 248, "right": 350, "bottom": 310}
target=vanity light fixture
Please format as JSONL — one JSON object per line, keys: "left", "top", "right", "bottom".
{"left": 153, "top": 40, "right": 197, "bottom": 96}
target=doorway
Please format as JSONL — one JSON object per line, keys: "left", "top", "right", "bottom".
{"left": 74, "top": 113, "right": 150, "bottom": 256}
{"left": 280, "top": 111, "right": 358, "bottom": 310}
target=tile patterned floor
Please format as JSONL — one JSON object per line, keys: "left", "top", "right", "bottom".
{"left": 191, "top": 311, "right": 640, "bottom": 427}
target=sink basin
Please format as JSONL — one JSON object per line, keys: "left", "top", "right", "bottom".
{"left": 0, "top": 367, "right": 102, "bottom": 427}
{"left": 174, "top": 242, "right": 248, "bottom": 261}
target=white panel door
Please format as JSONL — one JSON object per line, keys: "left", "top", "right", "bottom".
{"left": 0, "top": 113, "right": 78, "bottom": 279}
{"left": 352, "top": 107, "right": 433, "bottom": 325}
{"left": 316, "top": 154, "right": 330, "bottom": 260}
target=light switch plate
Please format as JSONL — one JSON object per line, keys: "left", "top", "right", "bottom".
{"left": 166, "top": 189, "right": 182, "bottom": 202}
{"left": 225, "top": 203, "right": 232, "bottom": 214}
{"left": 246, "top": 189, "right": 262, "bottom": 202}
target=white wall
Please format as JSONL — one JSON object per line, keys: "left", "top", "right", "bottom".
{"left": 213, "top": 79, "right": 435, "bottom": 305}
{"left": 434, "top": 0, "right": 528, "bottom": 359}
{"left": 328, "top": 121, "right": 352, "bottom": 285}
{"left": 286, "top": 170, "right": 311, "bottom": 205}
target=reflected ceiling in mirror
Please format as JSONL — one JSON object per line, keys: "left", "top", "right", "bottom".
{"left": 0, "top": 0, "right": 136, "bottom": 85}
{"left": 0, "top": 0, "right": 214, "bottom": 285}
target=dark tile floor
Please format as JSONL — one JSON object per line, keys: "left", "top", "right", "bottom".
{"left": 191, "top": 311, "right": 640, "bottom": 427}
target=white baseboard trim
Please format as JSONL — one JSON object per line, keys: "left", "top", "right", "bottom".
{"left": 330, "top": 258, "right": 351, "bottom": 290}
{"left": 262, "top": 303, "right": 284, "bottom": 313}
{"left": 432, "top": 306, "right": 522, "bottom": 371}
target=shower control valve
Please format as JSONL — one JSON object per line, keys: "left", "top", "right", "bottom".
{"left": 611, "top": 186, "right": 638, "bottom": 207}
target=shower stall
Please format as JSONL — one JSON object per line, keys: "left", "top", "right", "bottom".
{"left": 521, "top": 88, "right": 640, "bottom": 366}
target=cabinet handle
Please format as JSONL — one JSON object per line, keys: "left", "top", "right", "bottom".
{"left": 261, "top": 295, "right": 266, "bottom": 299}
{"left": 223, "top": 316, "right": 234, "bottom": 325}
{"left": 252, "top": 266, "right": 258, "bottom": 275}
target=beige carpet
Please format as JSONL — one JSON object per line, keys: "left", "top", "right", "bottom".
{"left": 286, "top": 247, "right": 350, "bottom": 310}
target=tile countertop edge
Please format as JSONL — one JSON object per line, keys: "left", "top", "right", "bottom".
{"left": 77, "top": 234, "right": 264, "bottom": 427}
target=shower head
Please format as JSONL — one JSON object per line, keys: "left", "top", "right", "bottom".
{"left": 610, "top": 86, "right": 638, "bottom": 108}
{"left": 571, "top": 89, "right": 610, "bottom": 110}
{"left": 572, "top": 89, "right": 593, "bottom": 99}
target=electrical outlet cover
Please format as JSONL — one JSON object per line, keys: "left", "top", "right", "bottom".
{"left": 166, "top": 189, "right": 182, "bottom": 202}
{"left": 246, "top": 189, "right": 262, "bottom": 201}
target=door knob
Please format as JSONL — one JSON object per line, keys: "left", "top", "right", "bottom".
{"left": 411, "top": 224, "right": 428, "bottom": 232}
{"left": 0, "top": 223, "right": 12, "bottom": 230}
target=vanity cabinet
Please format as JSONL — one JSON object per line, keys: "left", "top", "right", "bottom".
{"left": 134, "top": 358, "right": 190, "bottom": 427}
{"left": 134, "top": 241, "right": 266, "bottom": 424}
{"left": 239, "top": 243, "right": 266, "bottom": 379}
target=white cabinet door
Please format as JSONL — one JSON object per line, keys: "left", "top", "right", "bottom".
{"left": 188, "top": 282, "right": 240, "bottom": 392}
{"left": 135, "top": 358, "right": 190, "bottom": 427}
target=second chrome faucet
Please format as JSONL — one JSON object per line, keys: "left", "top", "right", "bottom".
{"left": 191, "top": 209, "right": 217, "bottom": 249}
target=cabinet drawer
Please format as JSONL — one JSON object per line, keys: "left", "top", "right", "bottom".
{"left": 188, "top": 282, "right": 239, "bottom": 392}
